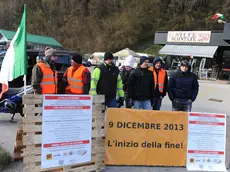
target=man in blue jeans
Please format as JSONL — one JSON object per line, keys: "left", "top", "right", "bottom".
{"left": 149, "top": 57, "right": 168, "bottom": 110}
{"left": 127, "top": 56, "right": 154, "bottom": 110}
{"left": 168, "top": 60, "right": 199, "bottom": 112}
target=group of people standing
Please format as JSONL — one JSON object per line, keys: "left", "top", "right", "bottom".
{"left": 32, "top": 47, "right": 199, "bottom": 112}
{"left": 118, "top": 55, "right": 199, "bottom": 112}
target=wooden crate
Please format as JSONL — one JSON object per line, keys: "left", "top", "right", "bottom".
{"left": 21, "top": 94, "right": 105, "bottom": 172}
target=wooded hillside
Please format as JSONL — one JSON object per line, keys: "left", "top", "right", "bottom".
{"left": 0, "top": 0, "right": 229, "bottom": 54}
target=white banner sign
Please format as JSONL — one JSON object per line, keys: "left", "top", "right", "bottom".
{"left": 41, "top": 95, "right": 92, "bottom": 169}
{"left": 187, "top": 112, "right": 227, "bottom": 171}
{"left": 167, "top": 31, "right": 211, "bottom": 43}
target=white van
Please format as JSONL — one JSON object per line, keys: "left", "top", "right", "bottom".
{"left": 88, "top": 52, "right": 105, "bottom": 66}
{"left": 88, "top": 52, "right": 118, "bottom": 66}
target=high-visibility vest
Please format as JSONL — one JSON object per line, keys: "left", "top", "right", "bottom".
{"left": 149, "top": 67, "right": 166, "bottom": 93}
{"left": 66, "top": 65, "right": 86, "bottom": 94}
{"left": 37, "top": 62, "right": 57, "bottom": 94}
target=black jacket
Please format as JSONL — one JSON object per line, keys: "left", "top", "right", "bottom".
{"left": 128, "top": 66, "right": 154, "bottom": 101}
{"left": 97, "top": 63, "right": 119, "bottom": 99}
{"left": 168, "top": 69, "right": 199, "bottom": 102}
{"left": 120, "top": 66, "right": 133, "bottom": 92}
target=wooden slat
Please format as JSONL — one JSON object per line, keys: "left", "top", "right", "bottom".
{"left": 14, "top": 152, "right": 23, "bottom": 160}
{"left": 23, "top": 105, "right": 105, "bottom": 114}
{"left": 15, "top": 140, "right": 24, "bottom": 147}
{"left": 92, "top": 129, "right": 105, "bottom": 137}
{"left": 93, "top": 111, "right": 105, "bottom": 118}
{"left": 23, "top": 94, "right": 42, "bottom": 99}
{"left": 24, "top": 164, "right": 104, "bottom": 172}
{"left": 17, "top": 121, "right": 24, "bottom": 130}
{"left": 92, "top": 118, "right": 104, "bottom": 128}
{"left": 92, "top": 95, "right": 105, "bottom": 104}
{"left": 23, "top": 124, "right": 42, "bottom": 133}
{"left": 23, "top": 95, "right": 105, "bottom": 104}
{"left": 23, "top": 115, "right": 42, "bottom": 122}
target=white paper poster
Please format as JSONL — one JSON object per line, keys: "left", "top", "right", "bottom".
{"left": 41, "top": 95, "right": 92, "bottom": 169}
{"left": 187, "top": 112, "right": 227, "bottom": 171}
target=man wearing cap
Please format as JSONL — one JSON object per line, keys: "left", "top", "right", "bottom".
{"left": 168, "top": 60, "right": 199, "bottom": 112}
{"left": 90, "top": 52, "right": 124, "bottom": 108}
{"left": 149, "top": 56, "right": 168, "bottom": 110}
{"left": 127, "top": 56, "right": 154, "bottom": 110}
{"left": 63, "top": 54, "right": 91, "bottom": 94}
{"left": 32, "top": 47, "right": 58, "bottom": 94}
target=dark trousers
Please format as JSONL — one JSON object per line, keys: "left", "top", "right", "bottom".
{"left": 124, "top": 93, "right": 131, "bottom": 108}
{"left": 172, "top": 99, "right": 192, "bottom": 112}
{"left": 153, "top": 97, "right": 163, "bottom": 110}
{"left": 105, "top": 97, "right": 117, "bottom": 108}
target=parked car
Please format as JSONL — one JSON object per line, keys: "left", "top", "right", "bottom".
{"left": 82, "top": 58, "right": 91, "bottom": 67}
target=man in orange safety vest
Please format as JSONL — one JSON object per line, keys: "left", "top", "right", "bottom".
{"left": 32, "top": 47, "right": 58, "bottom": 94}
{"left": 63, "top": 54, "right": 91, "bottom": 94}
{"left": 149, "top": 56, "right": 168, "bottom": 110}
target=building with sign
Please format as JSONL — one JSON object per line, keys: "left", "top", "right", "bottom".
{"left": 154, "top": 23, "right": 230, "bottom": 80}
{"left": 0, "top": 29, "right": 62, "bottom": 50}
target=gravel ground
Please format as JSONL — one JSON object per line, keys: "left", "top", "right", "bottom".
{"left": 1, "top": 161, "right": 23, "bottom": 172}
{"left": 1, "top": 80, "right": 230, "bottom": 172}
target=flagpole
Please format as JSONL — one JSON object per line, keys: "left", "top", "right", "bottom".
{"left": 24, "top": 4, "right": 27, "bottom": 95}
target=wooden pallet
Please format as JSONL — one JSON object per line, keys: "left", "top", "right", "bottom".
{"left": 14, "top": 121, "right": 24, "bottom": 160}
{"left": 21, "top": 94, "right": 105, "bottom": 172}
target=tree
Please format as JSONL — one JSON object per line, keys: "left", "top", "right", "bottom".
{"left": 0, "top": 0, "right": 227, "bottom": 53}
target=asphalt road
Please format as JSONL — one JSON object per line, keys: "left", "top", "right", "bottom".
{"left": 1, "top": 80, "right": 230, "bottom": 172}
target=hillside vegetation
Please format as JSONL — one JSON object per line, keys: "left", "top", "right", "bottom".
{"left": 0, "top": 0, "right": 229, "bottom": 54}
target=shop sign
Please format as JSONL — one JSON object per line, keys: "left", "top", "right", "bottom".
{"left": 167, "top": 31, "right": 211, "bottom": 43}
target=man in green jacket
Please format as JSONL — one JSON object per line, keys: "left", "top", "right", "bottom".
{"left": 90, "top": 52, "right": 124, "bottom": 107}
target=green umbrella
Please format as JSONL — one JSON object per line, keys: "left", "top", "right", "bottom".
{"left": 113, "top": 48, "right": 140, "bottom": 57}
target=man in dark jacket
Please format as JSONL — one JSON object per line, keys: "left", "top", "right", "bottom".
{"left": 149, "top": 57, "right": 168, "bottom": 110}
{"left": 127, "top": 56, "right": 154, "bottom": 110}
{"left": 168, "top": 60, "right": 199, "bottom": 112}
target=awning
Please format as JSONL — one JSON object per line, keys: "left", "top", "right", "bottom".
{"left": 159, "top": 45, "right": 218, "bottom": 58}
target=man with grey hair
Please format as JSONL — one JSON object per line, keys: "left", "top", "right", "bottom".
{"left": 31, "top": 47, "right": 58, "bottom": 94}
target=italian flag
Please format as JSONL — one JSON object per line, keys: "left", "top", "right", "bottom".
{"left": 0, "top": 5, "right": 27, "bottom": 98}
{"left": 212, "top": 13, "right": 225, "bottom": 20}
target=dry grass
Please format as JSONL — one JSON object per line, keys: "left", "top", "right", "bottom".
{"left": 0, "top": 147, "right": 11, "bottom": 170}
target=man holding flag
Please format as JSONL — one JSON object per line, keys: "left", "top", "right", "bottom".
{"left": 0, "top": 5, "right": 27, "bottom": 98}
